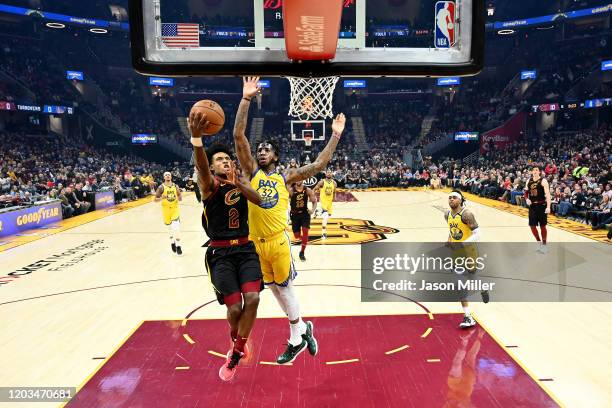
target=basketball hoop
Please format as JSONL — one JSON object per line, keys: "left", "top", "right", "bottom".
{"left": 287, "top": 76, "right": 339, "bottom": 121}
{"left": 304, "top": 134, "right": 313, "bottom": 148}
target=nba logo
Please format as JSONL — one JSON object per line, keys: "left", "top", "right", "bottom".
{"left": 434, "top": 1, "right": 456, "bottom": 49}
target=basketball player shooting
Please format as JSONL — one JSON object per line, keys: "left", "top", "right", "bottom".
{"left": 445, "top": 190, "right": 488, "bottom": 329}
{"left": 154, "top": 171, "right": 182, "bottom": 255}
{"left": 189, "top": 111, "right": 265, "bottom": 381}
{"left": 233, "top": 76, "right": 346, "bottom": 364}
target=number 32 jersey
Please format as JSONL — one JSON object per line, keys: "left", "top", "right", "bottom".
{"left": 202, "top": 178, "right": 249, "bottom": 240}
{"left": 248, "top": 168, "right": 290, "bottom": 238}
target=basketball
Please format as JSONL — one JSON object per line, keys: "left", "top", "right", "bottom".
{"left": 190, "top": 100, "right": 225, "bottom": 136}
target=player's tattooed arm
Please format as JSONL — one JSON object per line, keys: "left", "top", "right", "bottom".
{"left": 154, "top": 185, "right": 164, "bottom": 201}
{"left": 233, "top": 77, "right": 260, "bottom": 176}
{"left": 285, "top": 113, "right": 346, "bottom": 184}
{"left": 461, "top": 210, "right": 479, "bottom": 231}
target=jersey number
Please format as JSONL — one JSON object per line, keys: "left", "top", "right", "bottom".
{"left": 229, "top": 208, "right": 239, "bottom": 229}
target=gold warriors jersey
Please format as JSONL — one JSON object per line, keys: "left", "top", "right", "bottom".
{"left": 249, "top": 169, "right": 289, "bottom": 238}
{"left": 321, "top": 179, "right": 335, "bottom": 201}
{"left": 447, "top": 209, "right": 472, "bottom": 242}
{"left": 161, "top": 183, "right": 179, "bottom": 208}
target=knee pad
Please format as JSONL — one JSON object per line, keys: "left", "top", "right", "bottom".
{"left": 171, "top": 220, "right": 181, "bottom": 233}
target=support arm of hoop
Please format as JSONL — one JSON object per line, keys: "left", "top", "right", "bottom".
{"left": 283, "top": 0, "right": 344, "bottom": 61}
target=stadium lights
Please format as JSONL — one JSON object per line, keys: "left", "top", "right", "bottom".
{"left": 497, "top": 29, "right": 515, "bottom": 35}
{"left": 45, "top": 22, "right": 65, "bottom": 29}
{"left": 89, "top": 28, "right": 108, "bottom": 34}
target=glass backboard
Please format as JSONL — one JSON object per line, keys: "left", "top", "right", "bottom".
{"left": 128, "top": 0, "right": 484, "bottom": 77}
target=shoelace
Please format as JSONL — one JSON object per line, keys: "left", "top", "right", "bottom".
{"left": 227, "top": 352, "right": 242, "bottom": 369}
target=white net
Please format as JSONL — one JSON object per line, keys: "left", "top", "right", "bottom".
{"left": 287, "top": 76, "right": 339, "bottom": 121}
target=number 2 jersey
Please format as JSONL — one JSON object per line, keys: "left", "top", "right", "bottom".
{"left": 202, "top": 178, "right": 249, "bottom": 240}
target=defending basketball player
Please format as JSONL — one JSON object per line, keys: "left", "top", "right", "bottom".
{"left": 154, "top": 172, "right": 183, "bottom": 255}
{"left": 445, "top": 190, "right": 487, "bottom": 329}
{"left": 288, "top": 180, "right": 317, "bottom": 261}
{"left": 189, "top": 111, "right": 265, "bottom": 381}
{"left": 233, "top": 76, "right": 346, "bottom": 364}
{"left": 525, "top": 166, "right": 551, "bottom": 253}
{"left": 314, "top": 170, "right": 336, "bottom": 239}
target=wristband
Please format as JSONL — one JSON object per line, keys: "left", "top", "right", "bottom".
{"left": 242, "top": 97, "right": 251, "bottom": 102}
{"left": 191, "top": 137, "right": 203, "bottom": 147}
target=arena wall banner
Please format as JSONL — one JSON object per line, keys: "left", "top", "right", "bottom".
{"left": 94, "top": 191, "right": 115, "bottom": 210}
{"left": 480, "top": 111, "right": 526, "bottom": 154}
{"left": 0, "top": 201, "right": 62, "bottom": 238}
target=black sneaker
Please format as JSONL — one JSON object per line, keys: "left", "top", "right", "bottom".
{"left": 459, "top": 315, "right": 476, "bottom": 329}
{"left": 276, "top": 340, "right": 307, "bottom": 364}
{"left": 607, "top": 226, "right": 612, "bottom": 240}
{"left": 299, "top": 251, "right": 306, "bottom": 261}
{"left": 176, "top": 246, "right": 183, "bottom": 256}
{"left": 302, "top": 321, "right": 318, "bottom": 356}
{"left": 171, "top": 243, "right": 177, "bottom": 253}
{"left": 481, "top": 291, "right": 490, "bottom": 304}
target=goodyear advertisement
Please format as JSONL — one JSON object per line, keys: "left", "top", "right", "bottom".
{"left": 0, "top": 201, "right": 62, "bottom": 237}
{"left": 94, "top": 191, "right": 115, "bottom": 210}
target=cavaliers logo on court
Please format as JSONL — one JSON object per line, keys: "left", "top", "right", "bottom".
{"left": 289, "top": 218, "right": 399, "bottom": 245}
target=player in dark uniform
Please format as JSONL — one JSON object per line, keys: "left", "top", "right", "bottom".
{"left": 524, "top": 166, "right": 551, "bottom": 253}
{"left": 289, "top": 180, "right": 317, "bottom": 261}
{"left": 189, "top": 111, "right": 264, "bottom": 382}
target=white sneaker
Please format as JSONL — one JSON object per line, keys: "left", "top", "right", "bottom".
{"left": 539, "top": 244, "right": 548, "bottom": 254}
{"left": 459, "top": 314, "right": 476, "bottom": 329}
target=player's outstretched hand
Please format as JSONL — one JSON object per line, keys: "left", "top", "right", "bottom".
{"left": 188, "top": 112, "right": 210, "bottom": 139}
{"left": 243, "top": 76, "right": 261, "bottom": 99}
{"left": 332, "top": 113, "right": 346, "bottom": 136}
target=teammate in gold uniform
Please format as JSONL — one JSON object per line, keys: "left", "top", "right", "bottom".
{"left": 233, "top": 76, "right": 346, "bottom": 364}
{"left": 445, "top": 190, "right": 484, "bottom": 328}
{"left": 314, "top": 170, "right": 336, "bottom": 239}
{"left": 155, "top": 172, "right": 183, "bottom": 255}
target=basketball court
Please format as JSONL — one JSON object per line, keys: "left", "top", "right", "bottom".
{"left": 1, "top": 190, "right": 611, "bottom": 407}
{"left": 1, "top": 0, "right": 610, "bottom": 406}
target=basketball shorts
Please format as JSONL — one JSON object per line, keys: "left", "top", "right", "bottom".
{"left": 528, "top": 202, "right": 547, "bottom": 226}
{"left": 205, "top": 241, "right": 263, "bottom": 305}
{"left": 162, "top": 206, "right": 180, "bottom": 225}
{"left": 252, "top": 231, "right": 297, "bottom": 286}
{"left": 321, "top": 199, "right": 333, "bottom": 214}
{"left": 290, "top": 212, "right": 311, "bottom": 233}
{"left": 451, "top": 242, "right": 480, "bottom": 301}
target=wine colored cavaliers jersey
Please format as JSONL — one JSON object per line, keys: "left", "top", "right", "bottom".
{"left": 290, "top": 188, "right": 309, "bottom": 215}
{"left": 202, "top": 178, "right": 249, "bottom": 240}
{"left": 527, "top": 178, "right": 545, "bottom": 202}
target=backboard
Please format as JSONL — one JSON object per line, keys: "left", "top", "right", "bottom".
{"left": 129, "top": 0, "right": 484, "bottom": 77}
{"left": 291, "top": 120, "right": 326, "bottom": 142}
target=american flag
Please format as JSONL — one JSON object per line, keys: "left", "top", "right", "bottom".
{"left": 161, "top": 23, "right": 200, "bottom": 48}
